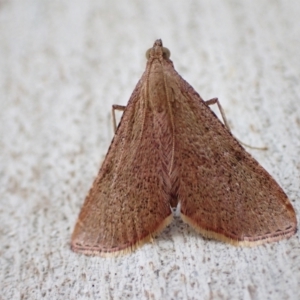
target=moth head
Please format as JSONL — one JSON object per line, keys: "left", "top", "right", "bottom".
{"left": 145, "top": 39, "right": 171, "bottom": 60}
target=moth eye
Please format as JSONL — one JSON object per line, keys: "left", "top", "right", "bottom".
{"left": 145, "top": 47, "right": 171, "bottom": 60}
{"left": 145, "top": 49, "right": 151, "bottom": 59}
{"left": 162, "top": 47, "right": 171, "bottom": 59}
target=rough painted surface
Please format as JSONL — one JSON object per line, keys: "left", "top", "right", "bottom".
{"left": 1, "top": 1, "right": 300, "bottom": 299}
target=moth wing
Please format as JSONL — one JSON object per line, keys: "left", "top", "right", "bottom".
{"left": 71, "top": 78, "right": 172, "bottom": 256}
{"left": 171, "top": 77, "right": 297, "bottom": 245}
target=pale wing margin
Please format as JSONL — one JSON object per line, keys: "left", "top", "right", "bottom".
{"left": 170, "top": 76, "right": 296, "bottom": 245}
{"left": 71, "top": 77, "right": 173, "bottom": 256}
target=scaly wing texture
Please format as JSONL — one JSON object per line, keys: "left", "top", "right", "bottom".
{"left": 71, "top": 74, "right": 173, "bottom": 256}
{"left": 168, "top": 69, "right": 297, "bottom": 245}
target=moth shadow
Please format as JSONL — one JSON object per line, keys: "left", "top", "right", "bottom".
{"left": 155, "top": 212, "right": 200, "bottom": 243}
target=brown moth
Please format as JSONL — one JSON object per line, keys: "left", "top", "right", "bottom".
{"left": 71, "top": 39, "right": 297, "bottom": 256}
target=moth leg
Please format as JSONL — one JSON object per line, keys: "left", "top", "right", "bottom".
{"left": 205, "top": 98, "right": 267, "bottom": 150}
{"left": 205, "top": 98, "right": 231, "bottom": 131}
{"left": 112, "top": 105, "right": 126, "bottom": 133}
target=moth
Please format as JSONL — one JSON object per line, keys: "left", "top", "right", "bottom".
{"left": 71, "top": 39, "right": 297, "bottom": 256}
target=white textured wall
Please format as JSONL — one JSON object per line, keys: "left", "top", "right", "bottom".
{"left": 1, "top": 1, "right": 300, "bottom": 299}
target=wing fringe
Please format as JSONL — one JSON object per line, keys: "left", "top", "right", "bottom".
{"left": 181, "top": 213, "right": 297, "bottom": 247}
{"left": 71, "top": 214, "right": 173, "bottom": 257}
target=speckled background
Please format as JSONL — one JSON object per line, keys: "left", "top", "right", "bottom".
{"left": 1, "top": 1, "right": 300, "bottom": 299}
